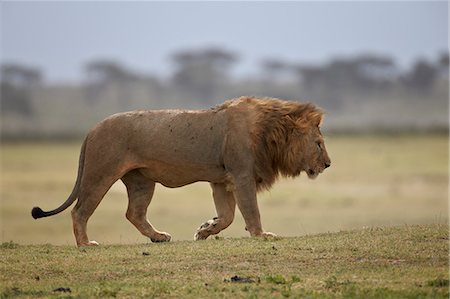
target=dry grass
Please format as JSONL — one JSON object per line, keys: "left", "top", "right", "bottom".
{"left": 1, "top": 134, "right": 448, "bottom": 245}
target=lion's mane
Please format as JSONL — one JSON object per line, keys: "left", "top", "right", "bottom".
{"left": 218, "top": 97, "right": 324, "bottom": 191}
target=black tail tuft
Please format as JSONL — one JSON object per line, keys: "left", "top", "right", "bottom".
{"left": 31, "top": 207, "right": 45, "bottom": 219}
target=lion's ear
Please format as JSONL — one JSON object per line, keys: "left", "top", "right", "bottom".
{"left": 310, "top": 111, "right": 323, "bottom": 127}
{"left": 295, "top": 111, "right": 323, "bottom": 131}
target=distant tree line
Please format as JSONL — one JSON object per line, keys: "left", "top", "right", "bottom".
{"left": 1, "top": 48, "right": 448, "bottom": 138}
{"left": 2, "top": 48, "right": 448, "bottom": 115}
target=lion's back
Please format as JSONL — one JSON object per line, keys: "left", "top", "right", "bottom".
{"left": 104, "top": 108, "right": 230, "bottom": 165}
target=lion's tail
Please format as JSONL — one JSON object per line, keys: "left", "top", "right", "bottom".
{"left": 31, "top": 137, "right": 87, "bottom": 219}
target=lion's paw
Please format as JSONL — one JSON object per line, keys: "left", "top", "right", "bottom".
{"left": 77, "top": 240, "right": 99, "bottom": 247}
{"left": 261, "top": 232, "right": 278, "bottom": 239}
{"left": 150, "top": 232, "right": 171, "bottom": 243}
{"left": 193, "top": 232, "right": 203, "bottom": 241}
{"left": 194, "top": 219, "right": 215, "bottom": 240}
{"left": 194, "top": 231, "right": 208, "bottom": 241}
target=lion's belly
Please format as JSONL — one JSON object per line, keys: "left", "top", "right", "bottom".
{"left": 137, "top": 161, "right": 227, "bottom": 188}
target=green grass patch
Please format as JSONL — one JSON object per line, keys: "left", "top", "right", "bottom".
{"left": 1, "top": 224, "right": 448, "bottom": 298}
{"left": 427, "top": 277, "right": 450, "bottom": 288}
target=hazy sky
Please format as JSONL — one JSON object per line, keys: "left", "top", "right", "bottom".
{"left": 1, "top": 1, "right": 448, "bottom": 83}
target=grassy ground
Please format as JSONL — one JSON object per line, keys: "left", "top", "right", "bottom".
{"left": 1, "top": 135, "right": 447, "bottom": 245}
{"left": 1, "top": 224, "right": 448, "bottom": 298}
{"left": 0, "top": 135, "right": 448, "bottom": 298}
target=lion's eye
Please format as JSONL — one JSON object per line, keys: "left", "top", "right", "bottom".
{"left": 316, "top": 142, "right": 322, "bottom": 151}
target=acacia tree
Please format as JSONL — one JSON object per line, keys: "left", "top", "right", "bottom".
{"left": 171, "top": 47, "right": 238, "bottom": 102}
{"left": 296, "top": 55, "right": 396, "bottom": 91}
{"left": 403, "top": 59, "right": 437, "bottom": 92}
{"left": 1, "top": 63, "right": 42, "bottom": 116}
{"left": 84, "top": 60, "right": 138, "bottom": 109}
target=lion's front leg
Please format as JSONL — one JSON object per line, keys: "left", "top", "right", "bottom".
{"left": 232, "top": 177, "right": 277, "bottom": 238}
{"left": 194, "top": 183, "right": 236, "bottom": 240}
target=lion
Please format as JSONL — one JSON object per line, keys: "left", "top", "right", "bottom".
{"left": 31, "top": 96, "right": 331, "bottom": 246}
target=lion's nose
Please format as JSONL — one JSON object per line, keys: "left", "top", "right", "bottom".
{"left": 325, "top": 162, "right": 331, "bottom": 169}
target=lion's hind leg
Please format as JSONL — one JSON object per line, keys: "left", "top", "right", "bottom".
{"left": 72, "top": 176, "right": 117, "bottom": 247}
{"left": 194, "top": 183, "right": 236, "bottom": 240}
{"left": 122, "top": 170, "right": 171, "bottom": 243}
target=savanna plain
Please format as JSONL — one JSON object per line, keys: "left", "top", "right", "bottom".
{"left": 1, "top": 134, "right": 448, "bottom": 298}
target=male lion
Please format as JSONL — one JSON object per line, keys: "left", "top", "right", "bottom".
{"left": 32, "top": 96, "right": 331, "bottom": 246}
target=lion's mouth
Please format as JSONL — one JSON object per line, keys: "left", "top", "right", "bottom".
{"left": 306, "top": 169, "right": 317, "bottom": 178}
{"left": 306, "top": 168, "right": 324, "bottom": 179}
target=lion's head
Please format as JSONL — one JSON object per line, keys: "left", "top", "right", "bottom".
{"left": 249, "top": 97, "right": 331, "bottom": 191}
{"left": 291, "top": 117, "right": 331, "bottom": 179}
